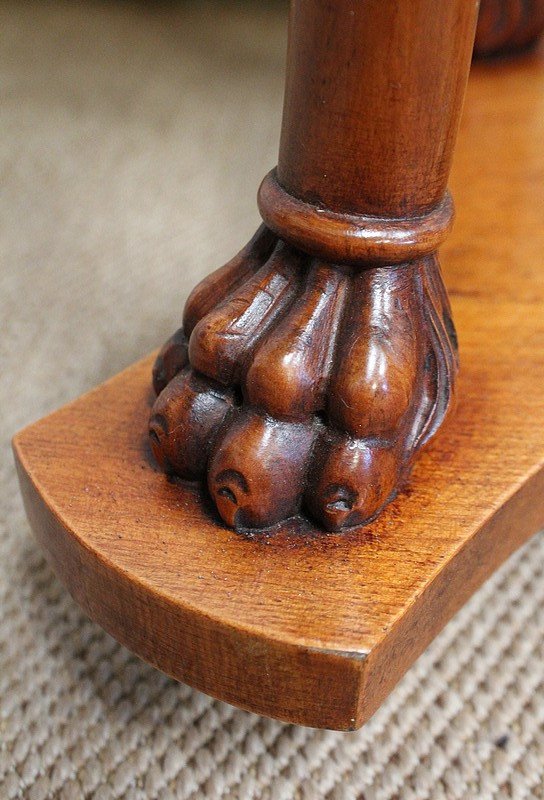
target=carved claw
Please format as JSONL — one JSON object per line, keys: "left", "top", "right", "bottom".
{"left": 149, "top": 227, "right": 458, "bottom": 533}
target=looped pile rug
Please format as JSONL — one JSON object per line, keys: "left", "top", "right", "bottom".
{"left": 1, "top": 1, "right": 542, "bottom": 797}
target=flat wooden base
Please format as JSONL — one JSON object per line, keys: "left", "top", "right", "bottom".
{"left": 13, "top": 52, "right": 544, "bottom": 730}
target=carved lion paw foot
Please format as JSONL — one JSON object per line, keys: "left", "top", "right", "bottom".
{"left": 149, "top": 225, "right": 458, "bottom": 533}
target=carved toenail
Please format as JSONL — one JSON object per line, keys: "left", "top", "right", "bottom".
{"left": 326, "top": 498, "right": 352, "bottom": 513}
{"left": 218, "top": 487, "right": 237, "bottom": 505}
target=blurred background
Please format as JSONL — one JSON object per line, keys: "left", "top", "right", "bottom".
{"left": 2, "top": 3, "right": 543, "bottom": 799}
{"left": 1, "top": 0, "right": 287, "bottom": 417}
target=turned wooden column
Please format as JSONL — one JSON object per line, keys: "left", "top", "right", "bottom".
{"left": 149, "top": 0, "right": 479, "bottom": 533}
{"left": 259, "top": 0, "right": 478, "bottom": 257}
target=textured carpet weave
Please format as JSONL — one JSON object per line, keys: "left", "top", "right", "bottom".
{"left": 1, "top": 1, "right": 543, "bottom": 798}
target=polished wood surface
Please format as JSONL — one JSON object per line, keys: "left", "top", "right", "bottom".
{"left": 278, "top": 0, "right": 477, "bottom": 216}
{"left": 13, "top": 49, "right": 544, "bottom": 729}
{"left": 152, "top": 0, "right": 478, "bottom": 533}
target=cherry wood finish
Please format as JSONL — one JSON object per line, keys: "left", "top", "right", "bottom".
{"left": 150, "top": 0, "right": 479, "bottom": 534}
{"left": 13, "top": 48, "right": 544, "bottom": 729}
{"left": 475, "top": 0, "right": 544, "bottom": 56}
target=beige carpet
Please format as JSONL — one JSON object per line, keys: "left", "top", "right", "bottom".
{"left": 1, "top": 1, "right": 543, "bottom": 797}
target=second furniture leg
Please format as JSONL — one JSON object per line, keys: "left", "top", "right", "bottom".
{"left": 475, "top": 0, "right": 544, "bottom": 56}
{"left": 149, "top": 0, "right": 479, "bottom": 533}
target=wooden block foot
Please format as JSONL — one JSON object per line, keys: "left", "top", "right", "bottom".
{"left": 13, "top": 289, "right": 544, "bottom": 729}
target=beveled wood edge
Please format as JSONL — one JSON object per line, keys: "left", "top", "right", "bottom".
{"left": 359, "top": 464, "right": 544, "bottom": 722}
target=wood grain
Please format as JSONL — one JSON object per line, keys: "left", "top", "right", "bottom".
{"left": 278, "top": 0, "right": 477, "bottom": 217}
{"left": 13, "top": 37, "right": 544, "bottom": 731}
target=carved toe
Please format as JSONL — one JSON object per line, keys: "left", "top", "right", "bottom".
{"left": 152, "top": 327, "right": 189, "bottom": 396}
{"left": 149, "top": 370, "right": 234, "bottom": 479}
{"left": 328, "top": 266, "right": 421, "bottom": 439}
{"left": 245, "top": 261, "right": 347, "bottom": 419}
{"left": 208, "top": 411, "right": 315, "bottom": 529}
{"left": 188, "top": 241, "right": 304, "bottom": 385}
{"left": 305, "top": 434, "right": 400, "bottom": 531}
{"left": 183, "top": 224, "right": 277, "bottom": 336}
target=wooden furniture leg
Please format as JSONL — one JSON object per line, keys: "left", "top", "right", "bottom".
{"left": 150, "top": 0, "right": 478, "bottom": 533}
{"left": 13, "top": 2, "right": 544, "bottom": 729}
